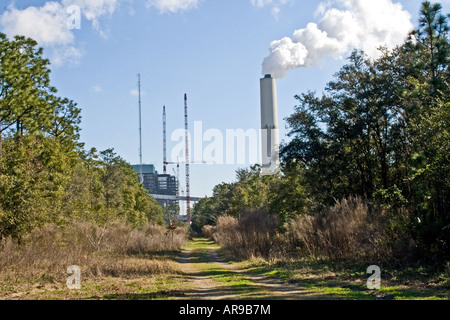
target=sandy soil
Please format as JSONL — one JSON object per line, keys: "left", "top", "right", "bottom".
{"left": 176, "top": 244, "right": 323, "bottom": 300}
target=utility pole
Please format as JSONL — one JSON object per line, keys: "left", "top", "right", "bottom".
{"left": 138, "top": 74, "right": 143, "bottom": 184}
{"left": 163, "top": 105, "right": 167, "bottom": 175}
{"left": 184, "top": 94, "right": 191, "bottom": 224}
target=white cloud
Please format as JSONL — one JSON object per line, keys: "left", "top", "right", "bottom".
{"left": 250, "top": 0, "right": 289, "bottom": 19}
{"left": 0, "top": 0, "right": 200, "bottom": 66}
{"left": 61, "top": 0, "right": 119, "bottom": 37}
{"left": 0, "top": 2, "right": 82, "bottom": 66}
{"left": 262, "top": 0, "right": 414, "bottom": 78}
{"left": 0, "top": 2, "right": 73, "bottom": 46}
{"left": 0, "top": 0, "right": 121, "bottom": 66}
{"left": 130, "top": 89, "right": 147, "bottom": 96}
{"left": 250, "top": 0, "right": 274, "bottom": 7}
{"left": 91, "top": 85, "right": 104, "bottom": 93}
{"left": 146, "top": 0, "right": 201, "bottom": 13}
{"left": 250, "top": 0, "right": 290, "bottom": 7}
{"left": 52, "top": 44, "right": 85, "bottom": 66}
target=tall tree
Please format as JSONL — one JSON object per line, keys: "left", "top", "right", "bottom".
{"left": 0, "top": 34, "right": 56, "bottom": 154}
{"left": 406, "top": 1, "right": 450, "bottom": 97}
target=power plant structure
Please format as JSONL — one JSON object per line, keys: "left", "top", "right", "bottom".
{"left": 131, "top": 74, "right": 280, "bottom": 222}
{"left": 131, "top": 77, "right": 200, "bottom": 223}
{"left": 260, "top": 74, "right": 280, "bottom": 175}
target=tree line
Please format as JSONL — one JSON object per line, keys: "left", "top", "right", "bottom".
{"left": 0, "top": 34, "right": 163, "bottom": 240}
{"left": 193, "top": 1, "right": 449, "bottom": 265}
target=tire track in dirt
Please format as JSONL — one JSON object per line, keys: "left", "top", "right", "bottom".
{"left": 176, "top": 239, "right": 323, "bottom": 300}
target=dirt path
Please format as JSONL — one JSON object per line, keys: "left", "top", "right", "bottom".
{"left": 176, "top": 238, "right": 322, "bottom": 300}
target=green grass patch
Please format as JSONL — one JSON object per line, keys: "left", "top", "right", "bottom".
{"left": 241, "top": 257, "right": 449, "bottom": 300}
{"left": 184, "top": 238, "right": 266, "bottom": 298}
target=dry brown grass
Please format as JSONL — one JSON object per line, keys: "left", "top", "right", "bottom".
{"left": 285, "top": 196, "right": 412, "bottom": 262}
{"left": 201, "top": 225, "right": 215, "bottom": 240}
{"left": 212, "top": 209, "right": 281, "bottom": 260}
{"left": 286, "top": 196, "right": 375, "bottom": 260}
{"left": 65, "top": 220, "right": 188, "bottom": 255}
{"left": 210, "top": 197, "right": 415, "bottom": 264}
{"left": 0, "top": 220, "right": 189, "bottom": 298}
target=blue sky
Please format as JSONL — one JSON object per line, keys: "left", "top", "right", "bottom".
{"left": 1, "top": 0, "right": 449, "bottom": 204}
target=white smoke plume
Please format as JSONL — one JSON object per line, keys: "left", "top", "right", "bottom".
{"left": 262, "top": 0, "right": 414, "bottom": 78}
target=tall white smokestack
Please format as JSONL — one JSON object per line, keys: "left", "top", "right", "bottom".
{"left": 260, "top": 74, "right": 280, "bottom": 175}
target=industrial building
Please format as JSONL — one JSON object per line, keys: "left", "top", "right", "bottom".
{"left": 132, "top": 164, "right": 178, "bottom": 207}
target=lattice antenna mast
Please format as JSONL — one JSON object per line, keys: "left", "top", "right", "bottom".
{"left": 173, "top": 156, "right": 181, "bottom": 214}
{"left": 163, "top": 105, "right": 167, "bottom": 174}
{"left": 184, "top": 94, "right": 191, "bottom": 224}
{"left": 138, "top": 74, "right": 143, "bottom": 184}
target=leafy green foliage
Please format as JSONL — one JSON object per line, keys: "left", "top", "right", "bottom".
{"left": 192, "top": 165, "right": 308, "bottom": 232}
{"left": 0, "top": 33, "right": 163, "bottom": 240}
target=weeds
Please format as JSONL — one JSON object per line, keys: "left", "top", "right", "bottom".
{"left": 209, "top": 197, "right": 416, "bottom": 264}
{"left": 0, "top": 220, "right": 189, "bottom": 286}
{"left": 212, "top": 209, "right": 280, "bottom": 261}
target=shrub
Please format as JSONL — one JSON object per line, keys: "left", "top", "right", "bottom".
{"left": 213, "top": 208, "right": 280, "bottom": 260}
{"left": 286, "top": 196, "right": 414, "bottom": 262}
{"left": 201, "top": 225, "right": 215, "bottom": 240}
